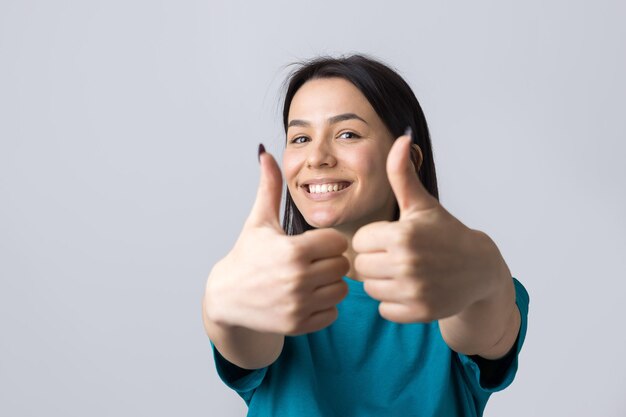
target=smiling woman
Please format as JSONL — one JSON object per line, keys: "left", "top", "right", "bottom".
{"left": 280, "top": 56, "right": 438, "bottom": 236}
{"left": 202, "top": 54, "right": 529, "bottom": 417}
{"left": 284, "top": 78, "right": 398, "bottom": 231}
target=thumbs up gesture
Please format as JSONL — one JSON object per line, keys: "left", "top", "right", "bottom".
{"left": 353, "top": 133, "right": 503, "bottom": 324}
{"left": 205, "top": 146, "right": 350, "bottom": 336}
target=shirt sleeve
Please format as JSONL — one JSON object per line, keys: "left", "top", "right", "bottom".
{"left": 456, "top": 277, "right": 530, "bottom": 396}
{"left": 210, "top": 340, "right": 269, "bottom": 405}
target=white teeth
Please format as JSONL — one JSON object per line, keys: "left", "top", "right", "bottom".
{"left": 307, "top": 182, "right": 348, "bottom": 194}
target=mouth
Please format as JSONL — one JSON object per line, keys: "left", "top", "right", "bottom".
{"left": 301, "top": 181, "right": 353, "bottom": 195}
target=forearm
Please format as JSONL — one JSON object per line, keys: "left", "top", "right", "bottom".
{"left": 202, "top": 296, "right": 285, "bottom": 370}
{"left": 439, "top": 234, "right": 520, "bottom": 359}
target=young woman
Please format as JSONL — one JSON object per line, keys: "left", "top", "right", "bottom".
{"left": 202, "top": 54, "right": 529, "bottom": 417}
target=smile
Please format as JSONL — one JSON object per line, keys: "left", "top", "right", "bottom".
{"left": 301, "top": 181, "right": 352, "bottom": 201}
{"left": 306, "top": 182, "right": 351, "bottom": 194}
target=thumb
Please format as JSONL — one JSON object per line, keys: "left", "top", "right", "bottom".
{"left": 386, "top": 132, "right": 437, "bottom": 214}
{"left": 245, "top": 144, "right": 284, "bottom": 230}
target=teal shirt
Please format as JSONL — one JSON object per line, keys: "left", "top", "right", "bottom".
{"left": 211, "top": 277, "right": 529, "bottom": 417}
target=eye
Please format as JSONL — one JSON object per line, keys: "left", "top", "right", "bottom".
{"left": 338, "top": 131, "right": 361, "bottom": 140}
{"left": 289, "top": 135, "right": 309, "bottom": 144}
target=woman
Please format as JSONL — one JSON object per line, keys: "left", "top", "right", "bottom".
{"left": 202, "top": 54, "right": 529, "bottom": 417}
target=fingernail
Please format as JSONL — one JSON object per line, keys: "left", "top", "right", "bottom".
{"left": 258, "top": 143, "right": 266, "bottom": 163}
{"left": 404, "top": 126, "right": 413, "bottom": 140}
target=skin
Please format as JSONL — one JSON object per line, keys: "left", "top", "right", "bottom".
{"left": 202, "top": 77, "right": 520, "bottom": 368}
{"left": 284, "top": 78, "right": 425, "bottom": 283}
{"left": 283, "top": 77, "right": 520, "bottom": 359}
{"left": 284, "top": 77, "right": 404, "bottom": 257}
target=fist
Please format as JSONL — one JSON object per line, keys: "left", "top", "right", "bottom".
{"left": 204, "top": 147, "right": 350, "bottom": 336}
{"left": 353, "top": 134, "right": 496, "bottom": 323}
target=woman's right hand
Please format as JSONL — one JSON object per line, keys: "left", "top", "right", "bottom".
{"left": 203, "top": 148, "right": 350, "bottom": 336}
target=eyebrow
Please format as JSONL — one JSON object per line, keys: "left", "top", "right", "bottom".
{"left": 287, "top": 113, "right": 368, "bottom": 128}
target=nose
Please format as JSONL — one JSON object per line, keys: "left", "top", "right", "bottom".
{"left": 306, "top": 137, "right": 337, "bottom": 168}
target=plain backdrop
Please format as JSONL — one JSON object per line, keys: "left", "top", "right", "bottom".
{"left": 1, "top": 1, "right": 625, "bottom": 416}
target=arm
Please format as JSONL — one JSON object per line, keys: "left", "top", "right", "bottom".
{"left": 201, "top": 149, "right": 347, "bottom": 371}
{"left": 202, "top": 294, "right": 285, "bottom": 370}
{"left": 438, "top": 231, "right": 521, "bottom": 359}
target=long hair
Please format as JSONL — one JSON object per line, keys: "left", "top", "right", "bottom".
{"left": 281, "top": 54, "right": 439, "bottom": 236}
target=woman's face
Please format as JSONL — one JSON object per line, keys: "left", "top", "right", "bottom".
{"left": 283, "top": 77, "right": 397, "bottom": 232}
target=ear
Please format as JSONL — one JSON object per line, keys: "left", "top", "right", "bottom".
{"left": 410, "top": 144, "right": 423, "bottom": 173}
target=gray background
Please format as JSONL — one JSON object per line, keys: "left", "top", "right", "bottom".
{"left": 1, "top": 0, "right": 625, "bottom": 416}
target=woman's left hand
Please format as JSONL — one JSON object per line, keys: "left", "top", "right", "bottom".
{"left": 352, "top": 134, "right": 506, "bottom": 324}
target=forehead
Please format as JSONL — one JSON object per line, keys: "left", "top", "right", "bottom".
{"left": 288, "top": 77, "right": 376, "bottom": 121}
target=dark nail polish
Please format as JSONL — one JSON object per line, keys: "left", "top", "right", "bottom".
{"left": 404, "top": 126, "right": 413, "bottom": 139}
{"left": 258, "top": 143, "right": 266, "bottom": 163}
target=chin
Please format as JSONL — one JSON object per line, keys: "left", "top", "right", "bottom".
{"left": 303, "top": 211, "right": 345, "bottom": 229}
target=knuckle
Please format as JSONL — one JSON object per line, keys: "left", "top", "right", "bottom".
{"left": 280, "top": 265, "right": 308, "bottom": 290}
{"left": 396, "top": 250, "right": 424, "bottom": 275}
{"left": 420, "top": 309, "right": 437, "bottom": 323}
{"left": 409, "top": 279, "right": 431, "bottom": 302}
{"left": 397, "top": 255, "right": 418, "bottom": 277}
{"left": 281, "top": 306, "right": 305, "bottom": 334}
{"left": 392, "top": 227, "right": 414, "bottom": 247}
{"left": 284, "top": 295, "right": 306, "bottom": 316}
{"left": 397, "top": 261, "right": 415, "bottom": 279}
{"left": 286, "top": 267, "right": 302, "bottom": 283}
{"left": 408, "top": 282, "right": 422, "bottom": 302}
{"left": 414, "top": 301, "right": 436, "bottom": 322}
{"left": 337, "top": 256, "right": 351, "bottom": 273}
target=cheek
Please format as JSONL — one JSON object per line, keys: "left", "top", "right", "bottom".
{"left": 345, "top": 152, "right": 387, "bottom": 183}
{"left": 282, "top": 151, "right": 297, "bottom": 177}
{"left": 350, "top": 152, "right": 394, "bottom": 200}
{"left": 282, "top": 150, "right": 302, "bottom": 190}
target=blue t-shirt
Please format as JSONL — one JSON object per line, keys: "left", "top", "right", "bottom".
{"left": 211, "top": 277, "right": 529, "bottom": 417}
